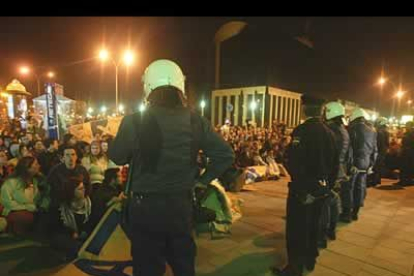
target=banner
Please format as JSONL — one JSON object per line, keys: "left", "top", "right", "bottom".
{"left": 69, "top": 117, "right": 123, "bottom": 144}
{"left": 45, "top": 83, "right": 59, "bottom": 140}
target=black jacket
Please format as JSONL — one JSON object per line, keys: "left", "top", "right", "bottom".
{"left": 327, "top": 120, "right": 352, "bottom": 180}
{"left": 286, "top": 117, "right": 338, "bottom": 191}
{"left": 376, "top": 127, "right": 390, "bottom": 156}
{"left": 109, "top": 107, "right": 234, "bottom": 193}
{"left": 349, "top": 118, "right": 378, "bottom": 170}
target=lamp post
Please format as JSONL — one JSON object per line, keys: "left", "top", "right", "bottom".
{"left": 200, "top": 100, "right": 206, "bottom": 117}
{"left": 98, "top": 49, "right": 135, "bottom": 115}
{"left": 19, "top": 66, "right": 55, "bottom": 96}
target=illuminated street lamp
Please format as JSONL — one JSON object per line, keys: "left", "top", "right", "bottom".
{"left": 98, "top": 48, "right": 135, "bottom": 114}
{"left": 378, "top": 77, "right": 386, "bottom": 86}
{"left": 139, "top": 103, "right": 146, "bottom": 113}
{"left": 200, "top": 100, "right": 206, "bottom": 116}
{"left": 19, "top": 66, "right": 56, "bottom": 96}
{"left": 87, "top": 107, "right": 94, "bottom": 114}
{"left": 100, "top": 106, "right": 107, "bottom": 114}
{"left": 396, "top": 90, "right": 405, "bottom": 99}
{"left": 118, "top": 103, "right": 125, "bottom": 114}
{"left": 47, "top": 71, "right": 55, "bottom": 78}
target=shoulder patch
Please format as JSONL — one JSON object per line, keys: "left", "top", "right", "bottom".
{"left": 292, "top": 136, "right": 301, "bottom": 145}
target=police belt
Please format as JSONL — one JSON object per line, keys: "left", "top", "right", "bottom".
{"left": 288, "top": 180, "right": 331, "bottom": 200}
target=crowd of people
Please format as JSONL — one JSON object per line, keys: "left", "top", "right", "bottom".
{"left": 214, "top": 120, "right": 291, "bottom": 183}
{"left": 0, "top": 117, "right": 127, "bottom": 260}
{"left": 0, "top": 110, "right": 411, "bottom": 263}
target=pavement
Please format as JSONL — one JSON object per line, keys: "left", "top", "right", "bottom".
{"left": 1, "top": 178, "right": 414, "bottom": 276}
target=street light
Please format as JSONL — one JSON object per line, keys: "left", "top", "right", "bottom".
{"left": 200, "top": 100, "right": 206, "bottom": 116}
{"left": 139, "top": 103, "right": 146, "bottom": 113}
{"left": 98, "top": 48, "right": 135, "bottom": 115}
{"left": 118, "top": 103, "right": 125, "bottom": 114}
{"left": 87, "top": 107, "right": 94, "bottom": 114}
{"left": 396, "top": 90, "right": 405, "bottom": 99}
{"left": 47, "top": 71, "right": 55, "bottom": 78}
{"left": 19, "top": 66, "right": 30, "bottom": 75}
{"left": 19, "top": 66, "right": 41, "bottom": 96}
{"left": 378, "top": 77, "right": 386, "bottom": 86}
{"left": 100, "top": 105, "right": 107, "bottom": 113}
{"left": 19, "top": 66, "right": 56, "bottom": 96}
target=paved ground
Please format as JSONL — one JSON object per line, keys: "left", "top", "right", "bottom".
{"left": 0, "top": 178, "right": 414, "bottom": 276}
{"left": 195, "top": 179, "right": 414, "bottom": 276}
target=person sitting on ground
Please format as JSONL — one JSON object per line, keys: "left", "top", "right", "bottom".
{"left": 47, "top": 146, "right": 90, "bottom": 209}
{"left": 265, "top": 150, "right": 281, "bottom": 180}
{"left": 0, "top": 150, "right": 13, "bottom": 187}
{"left": 81, "top": 140, "right": 111, "bottom": 176}
{"left": 32, "top": 140, "right": 45, "bottom": 159}
{"left": 48, "top": 175, "right": 96, "bottom": 261}
{"left": 37, "top": 138, "right": 61, "bottom": 176}
{"left": 0, "top": 156, "right": 42, "bottom": 235}
{"left": 90, "top": 166, "right": 125, "bottom": 225}
{"left": 8, "top": 144, "right": 32, "bottom": 168}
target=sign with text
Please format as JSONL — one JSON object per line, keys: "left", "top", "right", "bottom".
{"left": 45, "top": 83, "right": 59, "bottom": 140}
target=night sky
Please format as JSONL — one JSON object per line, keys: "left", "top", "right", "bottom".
{"left": 1, "top": 16, "right": 414, "bottom": 115}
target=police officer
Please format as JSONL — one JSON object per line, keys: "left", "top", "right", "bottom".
{"left": 345, "top": 108, "right": 377, "bottom": 222}
{"left": 398, "top": 121, "right": 414, "bottom": 186}
{"left": 108, "top": 59, "right": 234, "bottom": 276}
{"left": 368, "top": 117, "right": 390, "bottom": 187}
{"left": 318, "top": 102, "right": 352, "bottom": 246}
{"left": 272, "top": 97, "right": 338, "bottom": 276}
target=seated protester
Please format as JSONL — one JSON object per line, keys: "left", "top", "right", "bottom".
{"left": 0, "top": 150, "right": 13, "bottom": 187}
{"left": 8, "top": 144, "right": 32, "bottom": 168}
{"left": 47, "top": 146, "right": 90, "bottom": 209}
{"left": 89, "top": 165, "right": 105, "bottom": 188}
{"left": 100, "top": 140, "right": 109, "bottom": 155}
{"left": 90, "top": 167, "right": 124, "bottom": 226}
{"left": 265, "top": 150, "right": 281, "bottom": 180}
{"left": 37, "top": 138, "right": 61, "bottom": 176}
{"left": 32, "top": 140, "right": 46, "bottom": 160}
{"left": 58, "top": 134, "right": 82, "bottom": 162}
{"left": 252, "top": 149, "right": 267, "bottom": 166}
{"left": 77, "top": 141, "right": 91, "bottom": 160}
{"left": 0, "top": 137, "right": 8, "bottom": 152}
{"left": 236, "top": 146, "right": 254, "bottom": 168}
{"left": 81, "top": 141, "right": 111, "bottom": 176}
{"left": 0, "top": 156, "right": 42, "bottom": 235}
{"left": 49, "top": 175, "right": 96, "bottom": 261}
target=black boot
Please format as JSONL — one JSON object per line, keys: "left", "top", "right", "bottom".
{"left": 326, "top": 229, "right": 336, "bottom": 240}
{"left": 270, "top": 265, "right": 303, "bottom": 276}
{"left": 339, "top": 209, "right": 352, "bottom": 223}
{"left": 318, "top": 238, "right": 327, "bottom": 249}
{"left": 305, "top": 259, "right": 316, "bottom": 271}
{"left": 352, "top": 207, "right": 360, "bottom": 221}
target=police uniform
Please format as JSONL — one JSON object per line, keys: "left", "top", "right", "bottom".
{"left": 318, "top": 117, "right": 351, "bottom": 244}
{"left": 399, "top": 123, "right": 414, "bottom": 185}
{"left": 109, "top": 60, "right": 234, "bottom": 276}
{"left": 370, "top": 123, "right": 389, "bottom": 186}
{"left": 274, "top": 115, "right": 338, "bottom": 276}
{"left": 347, "top": 115, "right": 377, "bottom": 219}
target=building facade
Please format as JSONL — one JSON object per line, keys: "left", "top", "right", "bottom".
{"left": 211, "top": 86, "right": 302, "bottom": 127}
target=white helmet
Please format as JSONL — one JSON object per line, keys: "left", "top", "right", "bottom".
{"left": 376, "top": 117, "right": 388, "bottom": 126}
{"left": 350, "top": 107, "right": 369, "bottom": 122}
{"left": 325, "top": 101, "right": 345, "bottom": 120}
{"left": 142, "top": 59, "right": 186, "bottom": 100}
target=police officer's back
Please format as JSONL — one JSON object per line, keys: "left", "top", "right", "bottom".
{"left": 399, "top": 121, "right": 414, "bottom": 185}
{"left": 109, "top": 60, "right": 234, "bottom": 276}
